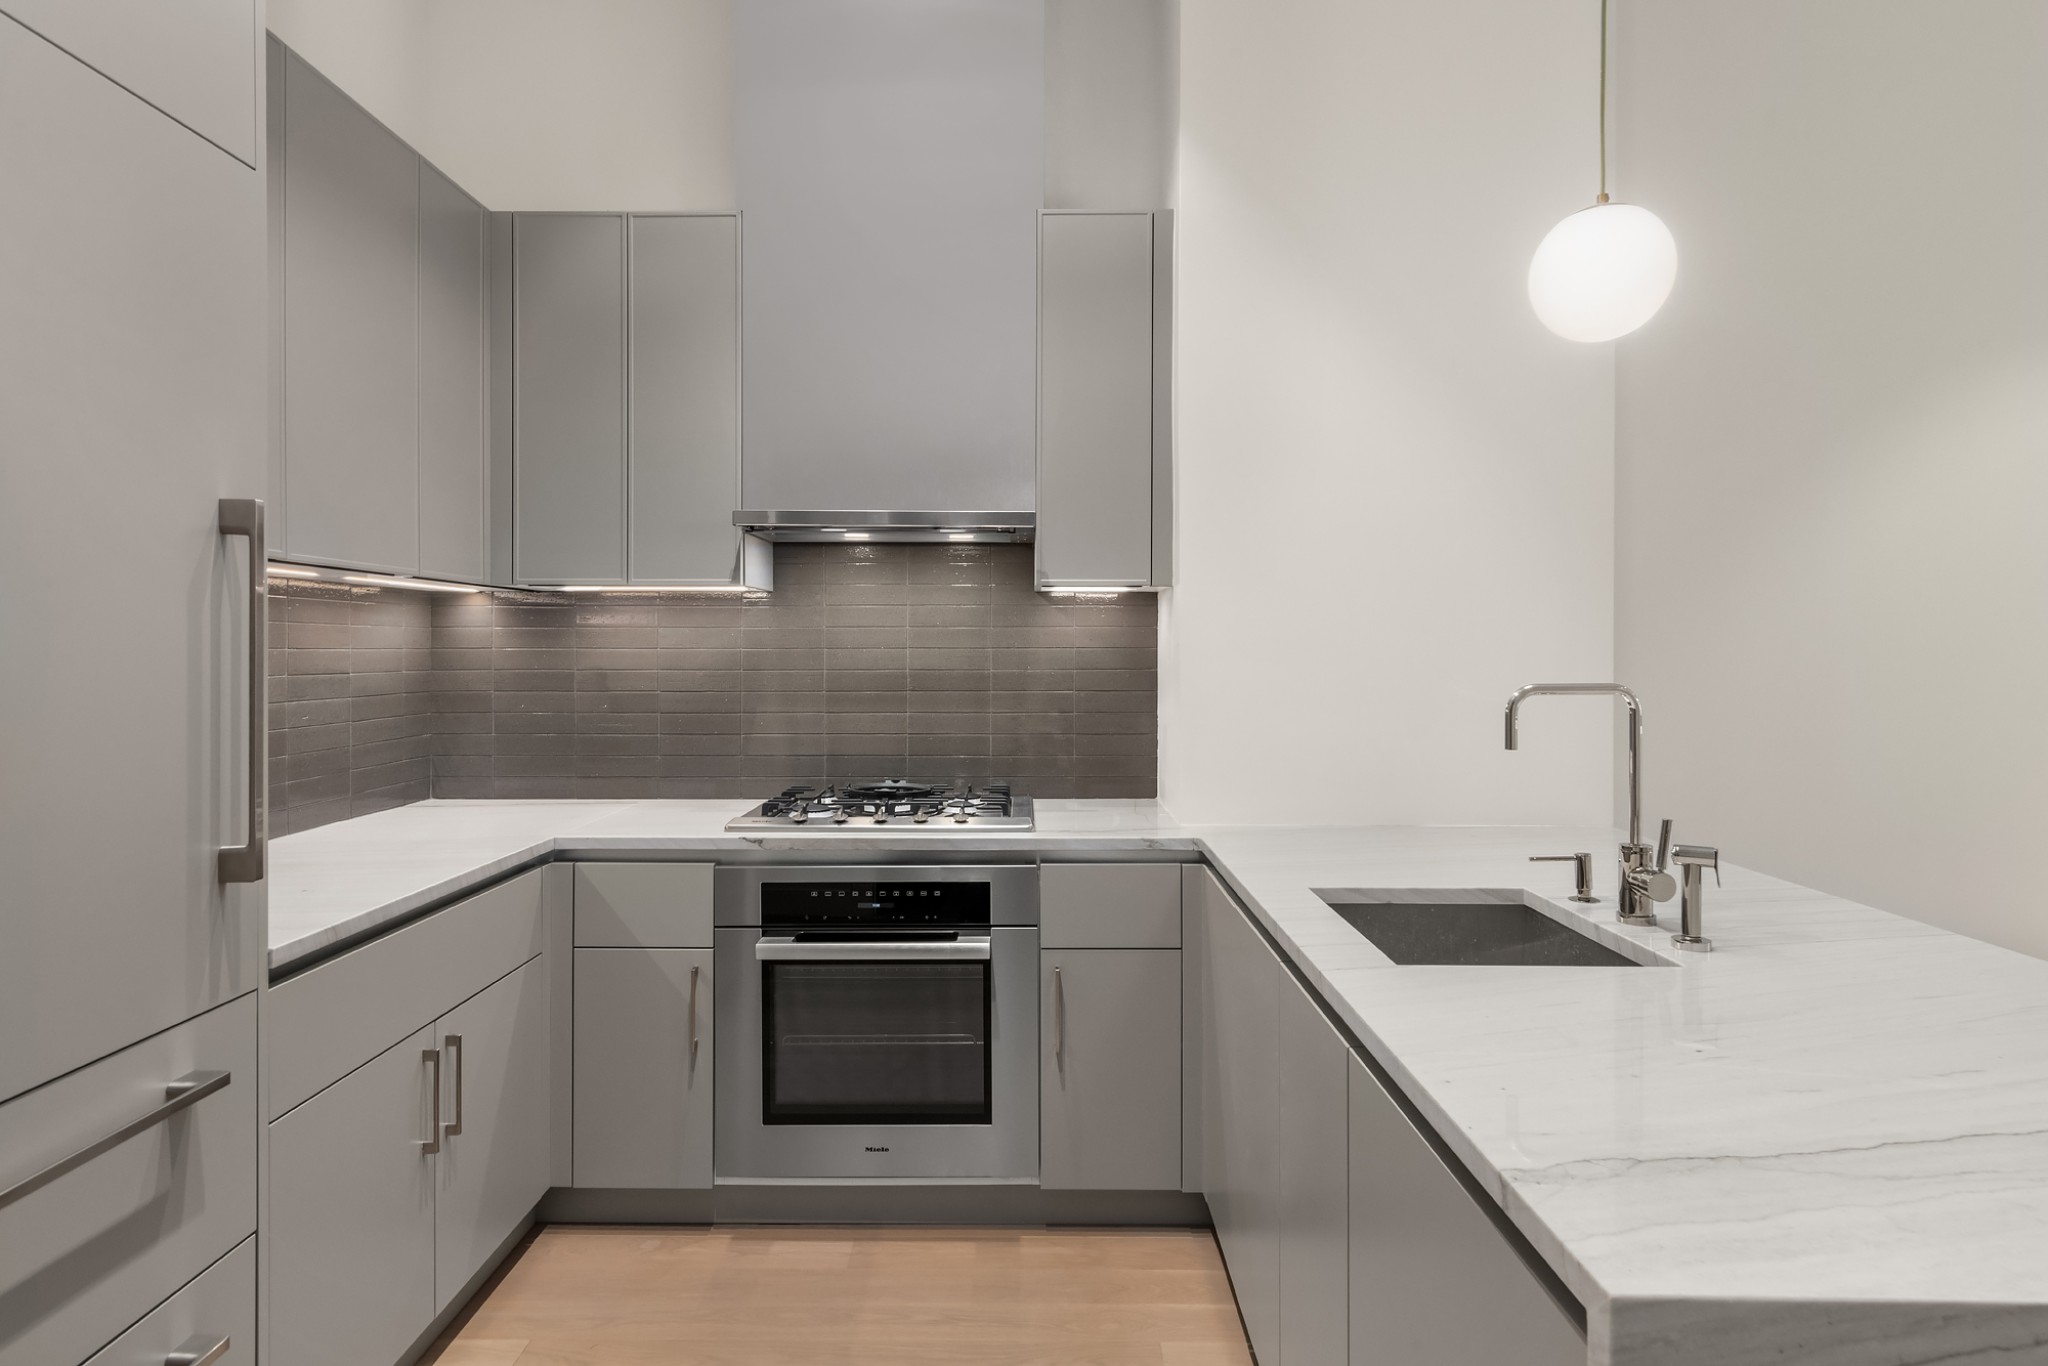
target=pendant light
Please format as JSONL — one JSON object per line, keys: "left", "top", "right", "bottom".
{"left": 1528, "top": 0, "right": 1675, "bottom": 343}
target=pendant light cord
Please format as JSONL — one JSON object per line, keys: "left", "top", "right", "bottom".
{"left": 1598, "top": 0, "right": 1610, "bottom": 203}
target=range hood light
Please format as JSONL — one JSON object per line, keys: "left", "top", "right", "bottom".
{"left": 1044, "top": 587, "right": 1132, "bottom": 597}
{"left": 340, "top": 574, "right": 481, "bottom": 595}
{"left": 554, "top": 584, "right": 755, "bottom": 594}
{"left": 733, "top": 511, "right": 1035, "bottom": 544}
{"left": 842, "top": 531, "right": 870, "bottom": 540}
{"left": 265, "top": 565, "right": 320, "bottom": 579}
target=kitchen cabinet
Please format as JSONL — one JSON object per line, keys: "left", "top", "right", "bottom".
{"left": 1040, "top": 862, "right": 1181, "bottom": 949}
{"left": 574, "top": 949, "right": 715, "bottom": 1189}
{"left": 1348, "top": 1053, "right": 1584, "bottom": 1364}
{"left": 1, "top": 0, "right": 257, "bottom": 164}
{"left": 631, "top": 215, "right": 745, "bottom": 583}
{"left": 1192, "top": 867, "right": 1282, "bottom": 1365}
{"left": 271, "top": 959, "right": 551, "bottom": 1364}
{"left": 1038, "top": 211, "right": 1169, "bottom": 588}
{"left": 574, "top": 861, "right": 716, "bottom": 948}
{"left": 1278, "top": 974, "right": 1351, "bottom": 1366}
{"left": 0, "top": 14, "right": 264, "bottom": 1109}
{"left": 278, "top": 44, "right": 421, "bottom": 575}
{"left": 82, "top": 1236, "right": 255, "bottom": 1366}
{"left": 514, "top": 212, "right": 626, "bottom": 583}
{"left": 418, "top": 160, "right": 490, "bottom": 584}
{"left": 269, "top": 1023, "right": 439, "bottom": 1366}
{"left": 1040, "top": 948, "right": 1181, "bottom": 1190}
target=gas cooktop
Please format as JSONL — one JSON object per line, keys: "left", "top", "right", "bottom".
{"left": 725, "top": 780, "right": 1034, "bottom": 830}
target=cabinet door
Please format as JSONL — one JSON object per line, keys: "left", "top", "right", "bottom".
{"left": 82, "top": 1236, "right": 254, "bottom": 1366}
{"left": 1196, "top": 870, "right": 1281, "bottom": 1365}
{"left": 1, "top": 0, "right": 257, "bottom": 163}
{"left": 515, "top": 213, "right": 626, "bottom": 583}
{"left": 1038, "top": 212, "right": 1154, "bottom": 587}
{"left": 436, "top": 959, "right": 550, "bottom": 1309}
{"left": 1279, "top": 975, "right": 1350, "bottom": 1366}
{"left": 280, "top": 48, "right": 420, "bottom": 574}
{"left": 574, "top": 949, "right": 713, "bottom": 1188}
{"left": 1348, "top": 1054, "right": 1584, "bottom": 1366}
{"left": 418, "top": 160, "right": 488, "bottom": 583}
{"left": 631, "top": 215, "right": 742, "bottom": 583}
{"left": 0, "top": 19, "right": 263, "bottom": 1105}
{"left": 269, "top": 1025, "right": 438, "bottom": 1366}
{"left": 1040, "top": 949, "right": 1181, "bottom": 1190}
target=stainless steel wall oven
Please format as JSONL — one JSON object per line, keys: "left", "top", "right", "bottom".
{"left": 714, "top": 865, "right": 1039, "bottom": 1180}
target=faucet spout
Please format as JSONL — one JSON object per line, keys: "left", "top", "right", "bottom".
{"left": 1503, "top": 683, "right": 1643, "bottom": 845}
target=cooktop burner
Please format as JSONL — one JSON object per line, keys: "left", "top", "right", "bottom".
{"left": 726, "top": 780, "right": 1033, "bottom": 830}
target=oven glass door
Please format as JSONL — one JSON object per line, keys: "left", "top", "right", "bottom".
{"left": 762, "top": 953, "right": 992, "bottom": 1125}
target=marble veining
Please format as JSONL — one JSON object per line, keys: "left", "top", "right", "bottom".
{"left": 268, "top": 801, "right": 2048, "bottom": 1363}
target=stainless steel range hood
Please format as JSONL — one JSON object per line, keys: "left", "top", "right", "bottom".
{"left": 732, "top": 511, "right": 1034, "bottom": 544}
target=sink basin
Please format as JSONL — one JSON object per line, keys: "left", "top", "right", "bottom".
{"left": 1317, "top": 894, "right": 1646, "bottom": 967}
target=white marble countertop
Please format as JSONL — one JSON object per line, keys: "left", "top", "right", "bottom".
{"left": 268, "top": 800, "right": 2048, "bottom": 1364}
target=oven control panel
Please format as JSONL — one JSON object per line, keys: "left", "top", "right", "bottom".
{"left": 762, "top": 881, "right": 993, "bottom": 928}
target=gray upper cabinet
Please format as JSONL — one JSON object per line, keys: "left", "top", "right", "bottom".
{"left": 1348, "top": 1054, "right": 1585, "bottom": 1365}
{"left": 1040, "top": 948, "right": 1182, "bottom": 1191}
{"left": 1038, "top": 210, "right": 1172, "bottom": 588}
{"left": 1, "top": 0, "right": 258, "bottom": 164}
{"left": 630, "top": 215, "right": 743, "bottom": 583}
{"left": 417, "top": 161, "right": 489, "bottom": 584}
{"left": 279, "top": 46, "right": 421, "bottom": 575}
{"left": 514, "top": 213, "right": 627, "bottom": 584}
{"left": 0, "top": 17, "right": 263, "bottom": 1107}
{"left": 735, "top": 0, "right": 1043, "bottom": 513}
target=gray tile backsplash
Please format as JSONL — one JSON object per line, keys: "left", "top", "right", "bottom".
{"left": 268, "top": 580, "right": 436, "bottom": 835}
{"left": 267, "top": 543, "right": 1158, "bottom": 833}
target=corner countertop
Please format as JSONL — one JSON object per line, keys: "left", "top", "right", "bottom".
{"left": 268, "top": 800, "right": 2048, "bottom": 1365}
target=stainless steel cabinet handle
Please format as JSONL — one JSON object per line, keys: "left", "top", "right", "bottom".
{"left": 216, "top": 498, "right": 266, "bottom": 884}
{"left": 0, "top": 1070, "right": 229, "bottom": 1213}
{"left": 1053, "top": 965, "right": 1065, "bottom": 1075}
{"left": 167, "top": 1333, "right": 231, "bottom": 1366}
{"left": 687, "top": 965, "right": 700, "bottom": 1063}
{"left": 442, "top": 1035, "right": 464, "bottom": 1139}
{"left": 420, "top": 1049, "right": 442, "bottom": 1154}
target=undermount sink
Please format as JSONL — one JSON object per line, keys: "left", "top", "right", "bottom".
{"left": 1316, "top": 893, "right": 1651, "bottom": 967}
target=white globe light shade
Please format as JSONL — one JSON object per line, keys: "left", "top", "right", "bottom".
{"left": 1527, "top": 202, "right": 1677, "bottom": 343}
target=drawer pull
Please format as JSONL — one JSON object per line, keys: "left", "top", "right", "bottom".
{"left": 0, "top": 1070, "right": 230, "bottom": 1213}
{"left": 167, "top": 1333, "right": 231, "bottom": 1366}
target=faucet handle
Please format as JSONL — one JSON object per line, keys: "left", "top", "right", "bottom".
{"left": 1530, "top": 853, "right": 1598, "bottom": 903}
{"left": 1653, "top": 818, "right": 1674, "bottom": 873}
{"left": 1671, "top": 844, "right": 1721, "bottom": 886}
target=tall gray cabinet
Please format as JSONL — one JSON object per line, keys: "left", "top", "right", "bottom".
{"left": 513, "top": 213, "right": 754, "bottom": 588}
{"left": 0, "top": 7, "right": 263, "bottom": 1364}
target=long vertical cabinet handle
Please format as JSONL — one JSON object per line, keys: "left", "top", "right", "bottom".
{"left": 216, "top": 498, "right": 266, "bottom": 884}
{"left": 166, "top": 1334, "right": 231, "bottom": 1366}
{"left": 687, "top": 966, "right": 700, "bottom": 1064}
{"left": 442, "top": 1035, "right": 464, "bottom": 1138}
{"left": 1053, "top": 965, "right": 1065, "bottom": 1076}
{"left": 420, "top": 1049, "right": 442, "bottom": 1154}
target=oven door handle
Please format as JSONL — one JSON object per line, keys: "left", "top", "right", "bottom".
{"left": 754, "top": 935, "right": 993, "bottom": 962}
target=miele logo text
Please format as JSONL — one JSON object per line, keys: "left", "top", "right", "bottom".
{"left": 865, "top": 1145, "right": 890, "bottom": 1153}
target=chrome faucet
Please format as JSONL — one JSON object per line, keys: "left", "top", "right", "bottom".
{"left": 1505, "top": 684, "right": 1676, "bottom": 925}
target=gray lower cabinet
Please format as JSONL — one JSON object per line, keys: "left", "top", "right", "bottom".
{"left": 1348, "top": 1055, "right": 1584, "bottom": 1365}
{"left": 271, "top": 958, "right": 550, "bottom": 1366}
{"left": 1040, "top": 949, "right": 1181, "bottom": 1190}
{"left": 269, "top": 1024, "right": 439, "bottom": 1366}
{"left": 1194, "top": 868, "right": 1282, "bottom": 1365}
{"left": 514, "top": 212, "right": 627, "bottom": 583}
{"left": 278, "top": 44, "right": 422, "bottom": 575}
{"left": 1038, "top": 211, "right": 1158, "bottom": 588}
{"left": 83, "top": 1236, "right": 255, "bottom": 1366}
{"left": 434, "top": 959, "right": 552, "bottom": 1311}
{"left": 417, "top": 159, "right": 489, "bottom": 584}
{"left": 1277, "top": 975, "right": 1351, "bottom": 1366}
{"left": 574, "top": 948, "right": 715, "bottom": 1188}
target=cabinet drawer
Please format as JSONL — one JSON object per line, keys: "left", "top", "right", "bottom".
{"left": 270, "top": 869, "right": 544, "bottom": 1118}
{"left": 0, "top": 995, "right": 256, "bottom": 1366}
{"left": 575, "top": 863, "right": 714, "bottom": 947}
{"left": 1041, "top": 864, "right": 1182, "bottom": 948}
{"left": 83, "top": 1235, "right": 254, "bottom": 1366}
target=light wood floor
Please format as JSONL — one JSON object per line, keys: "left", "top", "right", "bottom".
{"left": 420, "top": 1225, "right": 1253, "bottom": 1366}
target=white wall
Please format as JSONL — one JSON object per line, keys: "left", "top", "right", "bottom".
{"left": 268, "top": 0, "right": 733, "bottom": 209}
{"left": 1161, "top": 0, "right": 1618, "bottom": 826}
{"left": 1613, "top": 2, "right": 2048, "bottom": 955}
